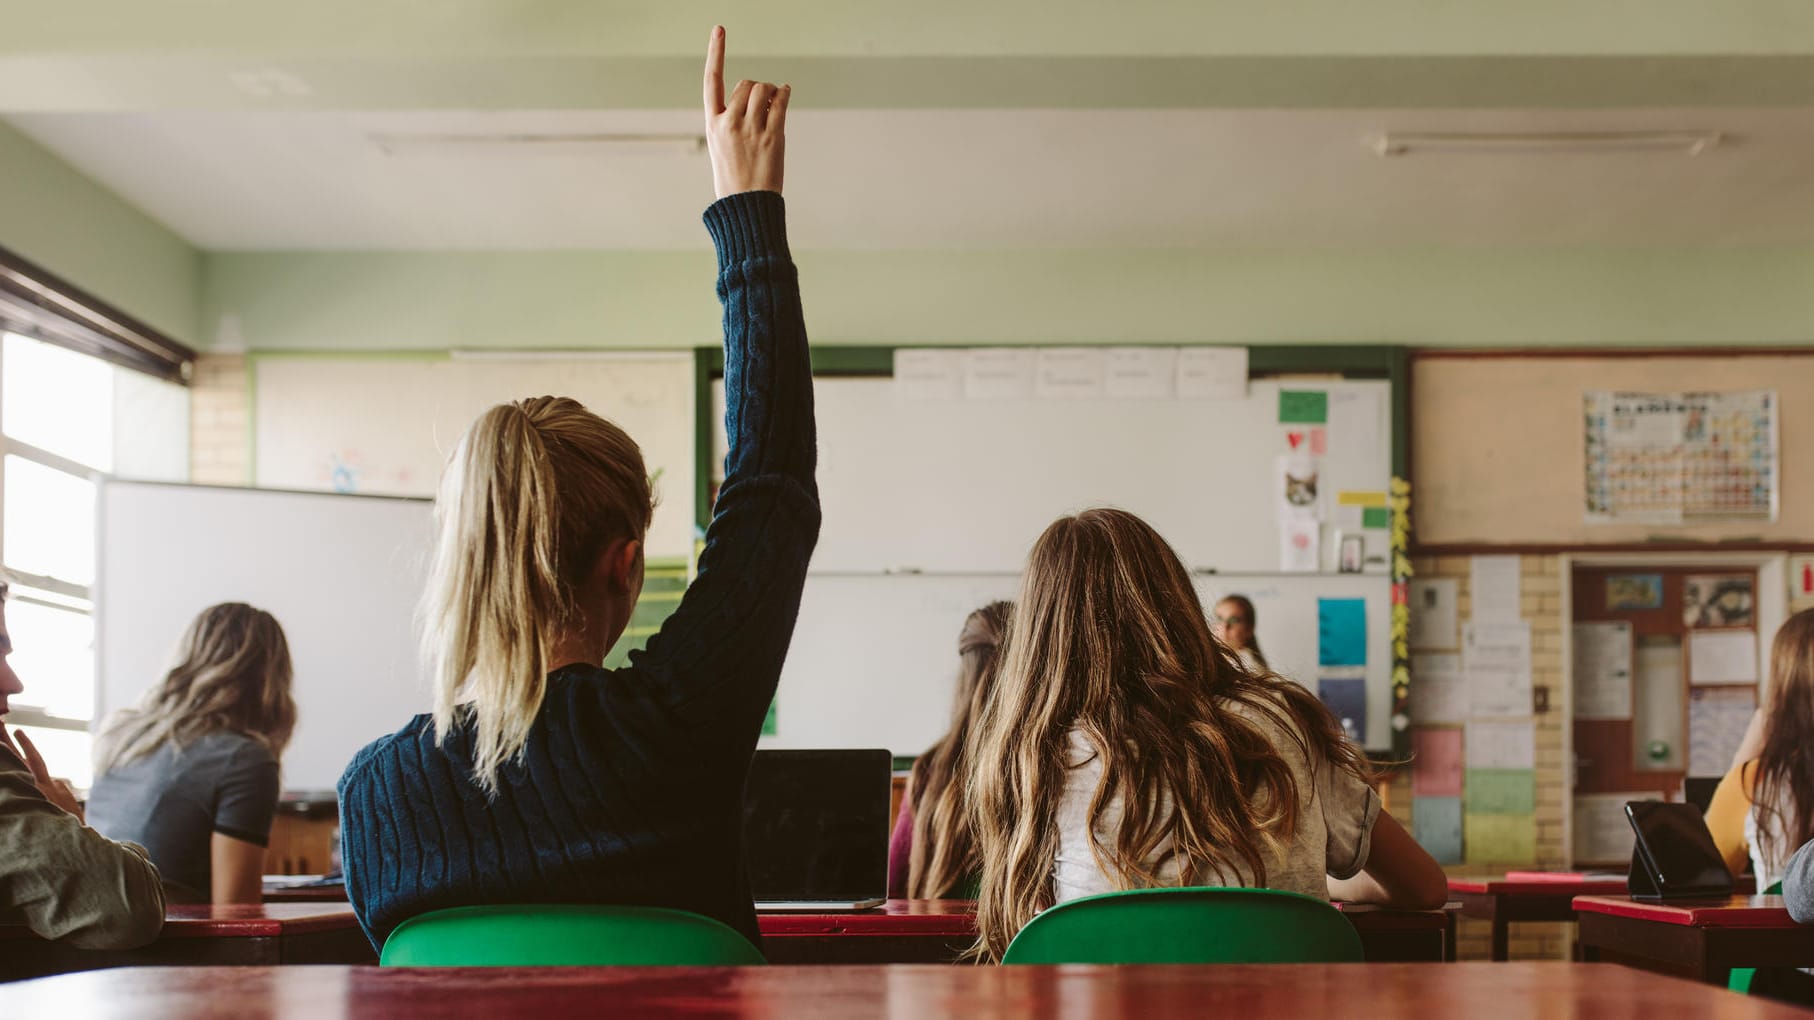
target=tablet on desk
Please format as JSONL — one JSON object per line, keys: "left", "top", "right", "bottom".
{"left": 1625, "top": 801, "right": 1734, "bottom": 901}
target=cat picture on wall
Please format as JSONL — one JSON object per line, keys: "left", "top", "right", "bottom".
{"left": 1277, "top": 453, "right": 1322, "bottom": 520}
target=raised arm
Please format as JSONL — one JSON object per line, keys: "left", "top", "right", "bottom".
{"left": 626, "top": 28, "right": 818, "bottom": 721}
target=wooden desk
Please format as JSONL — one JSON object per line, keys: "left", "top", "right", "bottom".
{"left": 262, "top": 880, "right": 350, "bottom": 903}
{"left": 1574, "top": 894, "right": 1814, "bottom": 984}
{"left": 1450, "top": 877, "right": 1630, "bottom": 961}
{"left": 0, "top": 903, "right": 374, "bottom": 982}
{"left": 759, "top": 899, "right": 1456, "bottom": 964}
{"left": 4, "top": 963, "right": 1797, "bottom": 1018}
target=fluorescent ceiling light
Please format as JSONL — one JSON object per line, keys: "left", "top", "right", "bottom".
{"left": 369, "top": 132, "right": 706, "bottom": 157}
{"left": 1370, "top": 130, "right": 1723, "bottom": 157}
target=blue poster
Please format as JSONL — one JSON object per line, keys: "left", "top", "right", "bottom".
{"left": 1317, "top": 597, "right": 1367, "bottom": 667}
{"left": 1318, "top": 677, "right": 1367, "bottom": 742}
{"left": 1413, "top": 795, "right": 1464, "bottom": 864}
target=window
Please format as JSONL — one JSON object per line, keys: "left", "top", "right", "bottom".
{"left": 2, "top": 332, "right": 189, "bottom": 787}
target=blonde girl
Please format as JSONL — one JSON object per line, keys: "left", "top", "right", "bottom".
{"left": 88, "top": 603, "right": 295, "bottom": 904}
{"left": 337, "top": 27, "right": 815, "bottom": 952}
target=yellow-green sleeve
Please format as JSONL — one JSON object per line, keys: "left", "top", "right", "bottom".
{"left": 1705, "top": 760, "right": 1756, "bottom": 878}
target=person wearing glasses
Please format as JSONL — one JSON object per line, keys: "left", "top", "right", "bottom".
{"left": 1211, "top": 595, "right": 1270, "bottom": 674}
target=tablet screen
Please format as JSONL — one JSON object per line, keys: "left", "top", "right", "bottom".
{"left": 1626, "top": 801, "right": 1733, "bottom": 894}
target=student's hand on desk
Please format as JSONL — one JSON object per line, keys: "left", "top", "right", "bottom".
{"left": 3, "top": 726, "right": 85, "bottom": 822}
{"left": 703, "top": 25, "right": 790, "bottom": 198}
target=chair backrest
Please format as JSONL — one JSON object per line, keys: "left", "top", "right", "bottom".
{"left": 1001, "top": 887, "right": 1365, "bottom": 964}
{"left": 380, "top": 904, "right": 767, "bottom": 967}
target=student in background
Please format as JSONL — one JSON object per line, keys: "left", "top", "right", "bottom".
{"left": 87, "top": 603, "right": 295, "bottom": 905}
{"left": 967, "top": 508, "right": 1446, "bottom": 962}
{"left": 338, "top": 28, "right": 814, "bottom": 953}
{"left": 0, "top": 581, "right": 165, "bottom": 947}
{"left": 1707, "top": 608, "right": 1814, "bottom": 889}
{"left": 1211, "top": 595, "right": 1269, "bottom": 673}
{"left": 888, "top": 601, "right": 1012, "bottom": 899}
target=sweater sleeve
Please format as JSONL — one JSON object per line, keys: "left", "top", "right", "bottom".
{"left": 1706, "top": 760, "right": 1755, "bottom": 878}
{"left": 627, "top": 190, "right": 819, "bottom": 724}
{"left": 1784, "top": 837, "right": 1814, "bottom": 923}
{"left": 887, "top": 786, "right": 914, "bottom": 899}
{"left": 0, "top": 746, "right": 166, "bottom": 949}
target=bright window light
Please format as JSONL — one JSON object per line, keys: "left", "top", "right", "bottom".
{"left": 3, "top": 455, "right": 98, "bottom": 586}
{"left": 2, "top": 333, "right": 114, "bottom": 472}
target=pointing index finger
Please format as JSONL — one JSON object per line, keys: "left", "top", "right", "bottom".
{"left": 703, "top": 25, "right": 725, "bottom": 115}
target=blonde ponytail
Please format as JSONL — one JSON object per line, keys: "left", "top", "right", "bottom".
{"left": 423, "top": 397, "right": 654, "bottom": 794}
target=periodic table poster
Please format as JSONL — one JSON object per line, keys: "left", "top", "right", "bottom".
{"left": 1584, "top": 390, "right": 1777, "bottom": 525}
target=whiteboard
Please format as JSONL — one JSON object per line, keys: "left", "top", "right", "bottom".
{"left": 255, "top": 353, "right": 695, "bottom": 559}
{"left": 715, "top": 376, "right": 1391, "bottom": 573}
{"left": 763, "top": 571, "right": 1394, "bottom": 754}
{"left": 97, "top": 481, "right": 434, "bottom": 793}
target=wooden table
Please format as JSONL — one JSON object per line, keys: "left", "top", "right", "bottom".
{"left": 1450, "top": 877, "right": 1631, "bottom": 961}
{"left": 759, "top": 899, "right": 1456, "bottom": 964}
{"left": 4, "top": 963, "right": 1797, "bottom": 1017}
{"left": 0, "top": 903, "right": 374, "bottom": 982}
{"left": 262, "top": 881, "right": 350, "bottom": 903}
{"left": 1574, "top": 894, "right": 1814, "bottom": 984}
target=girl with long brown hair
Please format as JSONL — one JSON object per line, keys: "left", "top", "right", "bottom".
{"left": 88, "top": 602, "right": 296, "bottom": 904}
{"left": 1211, "top": 594, "right": 1269, "bottom": 673}
{"left": 888, "top": 601, "right": 1012, "bottom": 899}
{"left": 337, "top": 28, "right": 816, "bottom": 952}
{"left": 967, "top": 508, "right": 1446, "bottom": 961}
{"left": 1708, "top": 608, "right": 1814, "bottom": 887}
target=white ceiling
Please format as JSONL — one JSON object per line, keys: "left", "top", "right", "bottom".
{"left": 10, "top": 107, "right": 1814, "bottom": 250}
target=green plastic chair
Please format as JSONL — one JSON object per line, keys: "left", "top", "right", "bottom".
{"left": 1729, "top": 880, "right": 1785, "bottom": 994}
{"left": 1001, "top": 887, "right": 1365, "bottom": 964}
{"left": 380, "top": 904, "right": 766, "bottom": 967}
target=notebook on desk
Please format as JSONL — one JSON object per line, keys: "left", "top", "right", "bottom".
{"left": 743, "top": 749, "right": 890, "bottom": 912}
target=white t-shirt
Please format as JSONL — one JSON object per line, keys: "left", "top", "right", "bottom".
{"left": 1052, "top": 696, "right": 1380, "bottom": 904}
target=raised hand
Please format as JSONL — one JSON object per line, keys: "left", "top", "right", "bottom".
{"left": 702, "top": 25, "right": 789, "bottom": 199}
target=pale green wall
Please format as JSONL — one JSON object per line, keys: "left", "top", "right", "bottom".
{"left": 203, "top": 245, "right": 1814, "bottom": 351}
{"left": 0, "top": 122, "right": 200, "bottom": 343}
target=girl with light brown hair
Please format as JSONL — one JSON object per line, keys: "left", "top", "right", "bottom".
{"left": 888, "top": 601, "right": 1012, "bottom": 899}
{"left": 1708, "top": 608, "right": 1814, "bottom": 888}
{"left": 967, "top": 508, "right": 1446, "bottom": 961}
{"left": 337, "top": 27, "right": 818, "bottom": 953}
{"left": 87, "top": 602, "right": 296, "bottom": 904}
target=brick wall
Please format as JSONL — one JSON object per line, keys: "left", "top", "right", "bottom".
{"left": 1411, "top": 554, "right": 1572, "bottom": 961}
{"left": 190, "top": 354, "right": 250, "bottom": 485}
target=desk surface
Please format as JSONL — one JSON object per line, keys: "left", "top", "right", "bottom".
{"left": 4, "top": 963, "right": 1795, "bottom": 1019}
{"left": 757, "top": 899, "right": 1451, "bottom": 936}
{"left": 1450, "top": 878, "right": 1631, "bottom": 897}
{"left": 0, "top": 902, "right": 361, "bottom": 942}
{"left": 1572, "top": 895, "right": 1802, "bottom": 929}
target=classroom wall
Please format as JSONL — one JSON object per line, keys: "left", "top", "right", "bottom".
{"left": 201, "top": 246, "right": 1814, "bottom": 352}
{"left": 1414, "top": 353, "right": 1814, "bottom": 546}
{"left": 191, "top": 354, "right": 250, "bottom": 485}
{"left": 0, "top": 122, "right": 201, "bottom": 344}
{"left": 1411, "top": 553, "right": 1573, "bottom": 963}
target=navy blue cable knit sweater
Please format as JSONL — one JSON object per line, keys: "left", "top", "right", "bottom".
{"left": 337, "top": 191, "right": 818, "bottom": 952}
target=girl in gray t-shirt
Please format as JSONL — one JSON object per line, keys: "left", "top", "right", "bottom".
{"left": 87, "top": 603, "right": 295, "bottom": 904}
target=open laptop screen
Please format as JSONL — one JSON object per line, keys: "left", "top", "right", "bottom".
{"left": 742, "top": 749, "right": 891, "bottom": 903}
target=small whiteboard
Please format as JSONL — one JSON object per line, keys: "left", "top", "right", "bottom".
{"left": 97, "top": 481, "right": 434, "bottom": 793}
{"left": 254, "top": 353, "right": 695, "bottom": 559}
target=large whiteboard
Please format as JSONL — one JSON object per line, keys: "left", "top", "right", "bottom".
{"left": 254, "top": 353, "right": 695, "bottom": 559}
{"left": 716, "top": 376, "right": 1390, "bottom": 573}
{"left": 763, "top": 572, "right": 1394, "bottom": 754}
{"left": 97, "top": 481, "right": 434, "bottom": 793}
{"left": 723, "top": 371, "right": 1396, "bottom": 753}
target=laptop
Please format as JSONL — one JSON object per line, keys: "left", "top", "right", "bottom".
{"left": 1625, "top": 800, "right": 1735, "bottom": 901}
{"left": 743, "top": 749, "right": 891, "bottom": 912}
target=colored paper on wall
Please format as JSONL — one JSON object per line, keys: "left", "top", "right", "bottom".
{"left": 1361, "top": 506, "right": 1390, "bottom": 529}
{"left": 1317, "top": 598, "right": 1367, "bottom": 667}
{"left": 1465, "top": 813, "right": 1535, "bottom": 864}
{"left": 1337, "top": 490, "right": 1389, "bottom": 507}
{"left": 1279, "top": 390, "right": 1329, "bottom": 424}
{"left": 762, "top": 699, "right": 777, "bottom": 736}
{"left": 1309, "top": 428, "right": 1328, "bottom": 456}
{"left": 1413, "top": 796, "right": 1463, "bottom": 864}
{"left": 1318, "top": 678, "right": 1367, "bottom": 743}
{"left": 1411, "top": 727, "right": 1463, "bottom": 797}
{"left": 1464, "top": 768, "right": 1536, "bottom": 814}
{"left": 1465, "top": 720, "right": 1535, "bottom": 770}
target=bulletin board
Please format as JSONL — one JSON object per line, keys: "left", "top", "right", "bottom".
{"left": 1412, "top": 352, "right": 1814, "bottom": 548}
